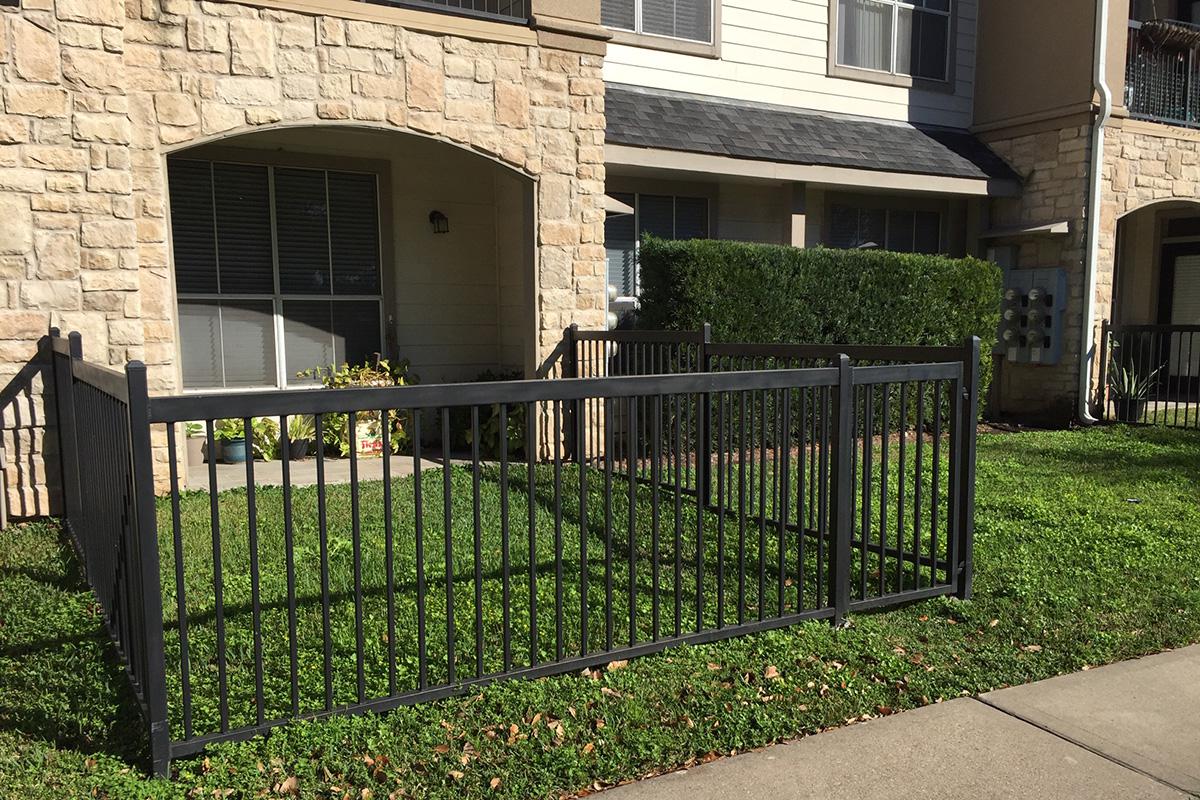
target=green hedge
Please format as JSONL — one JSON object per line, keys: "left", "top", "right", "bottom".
{"left": 637, "top": 237, "right": 1001, "bottom": 396}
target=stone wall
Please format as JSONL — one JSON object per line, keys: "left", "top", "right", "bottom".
{"left": 0, "top": 0, "right": 607, "bottom": 515}
{"left": 981, "top": 122, "right": 1092, "bottom": 423}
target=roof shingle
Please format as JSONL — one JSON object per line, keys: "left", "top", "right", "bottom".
{"left": 605, "top": 84, "right": 1019, "bottom": 182}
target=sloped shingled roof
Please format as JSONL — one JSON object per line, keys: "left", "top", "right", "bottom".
{"left": 605, "top": 84, "right": 1019, "bottom": 182}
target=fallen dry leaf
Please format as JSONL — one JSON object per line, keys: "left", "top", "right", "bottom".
{"left": 489, "top": 777, "right": 501, "bottom": 790}
{"left": 607, "top": 659, "right": 629, "bottom": 672}
{"left": 764, "top": 665, "right": 780, "bottom": 680}
{"left": 449, "top": 771, "right": 464, "bottom": 781}
{"left": 277, "top": 776, "right": 299, "bottom": 796}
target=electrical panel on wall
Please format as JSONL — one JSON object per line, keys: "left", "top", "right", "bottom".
{"left": 997, "top": 268, "right": 1067, "bottom": 366}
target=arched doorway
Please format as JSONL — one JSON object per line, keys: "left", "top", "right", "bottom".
{"left": 164, "top": 124, "right": 537, "bottom": 392}
{"left": 1109, "top": 200, "right": 1200, "bottom": 418}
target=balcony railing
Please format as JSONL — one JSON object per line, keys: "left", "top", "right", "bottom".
{"left": 1126, "top": 18, "right": 1200, "bottom": 128}
{"left": 373, "top": 0, "right": 529, "bottom": 25}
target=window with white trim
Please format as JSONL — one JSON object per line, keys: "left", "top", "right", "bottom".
{"left": 602, "top": 0, "right": 714, "bottom": 44}
{"left": 605, "top": 193, "right": 709, "bottom": 303}
{"left": 167, "top": 158, "right": 384, "bottom": 390}
{"left": 836, "top": 0, "right": 951, "bottom": 82}
{"left": 828, "top": 204, "right": 942, "bottom": 253}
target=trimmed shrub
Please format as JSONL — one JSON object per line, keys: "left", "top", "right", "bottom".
{"left": 637, "top": 237, "right": 1001, "bottom": 397}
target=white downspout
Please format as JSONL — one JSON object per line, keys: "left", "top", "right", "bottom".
{"left": 1080, "top": 0, "right": 1113, "bottom": 424}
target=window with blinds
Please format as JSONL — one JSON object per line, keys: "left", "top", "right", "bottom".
{"left": 167, "top": 158, "right": 384, "bottom": 390}
{"left": 602, "top": 0, "right": 713, "bottom": 44}
{"left": 837, "top": 0, "right": 951, "bottom": 82}
{"left": 605, "top": 192, "right": 709, "bottom": 301}
{"left": 828, "top": 205, "right": 941, "bottom": 254}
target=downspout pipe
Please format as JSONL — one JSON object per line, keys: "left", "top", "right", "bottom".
{"left": 1080, "top": 0, "right": 1112, "bottom": 424}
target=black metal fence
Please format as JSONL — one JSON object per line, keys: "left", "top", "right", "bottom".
{"left": 49, "top": 328, "right": 978, "bottom": 777}
{"left": 1126, "top": 19, "right": 1200, "bottom": 129}
{"left": 47, "top": 331, "right": 171, "bottom": 773}
{"left": 1099, "top": 320, "right": 1200, "bottom": 428}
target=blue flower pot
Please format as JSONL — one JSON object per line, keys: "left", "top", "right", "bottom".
{"left": 222, "top": 437, "right": 248, "bottom": 464}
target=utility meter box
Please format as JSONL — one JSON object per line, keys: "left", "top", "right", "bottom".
{"left": 997, "top": 268, "right": 1067, "bottom": 365}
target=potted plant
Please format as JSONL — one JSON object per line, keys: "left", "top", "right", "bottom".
{"left": 250, "top": 417, "right": 279, "bottom": 461}
{"left": 1108, "top": 357, "right": 1161, "bottom": 422}
{"left": 298, "top": 356, "right": 416, "bottom": 458}
{"left": 215, "top": 418, "right": 248, "bottom": 464}
{"left": 184, "top": 421, "right": 206, "bottom": 467}
{"left": 286, "top": 415, "right": 315, "bottom": 460}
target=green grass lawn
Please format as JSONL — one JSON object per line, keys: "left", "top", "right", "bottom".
{"left": 1, "top": 425, "right": 1198, "bottom": 799}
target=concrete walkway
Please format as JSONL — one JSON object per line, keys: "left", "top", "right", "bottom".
{"left": 603, "top": 645, "right": 1200, "bottom": 799}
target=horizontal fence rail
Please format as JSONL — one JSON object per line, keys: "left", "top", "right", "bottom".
{"left": 1099, "top": 320, "right": 1200, "bottom": 429}
{"left": 49, "top": 328, "right": 978, "bottom": 777}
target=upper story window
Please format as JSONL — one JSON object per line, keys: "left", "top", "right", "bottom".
{"left": 836, "top": 0, "right": 951, "bottom": 82}
{"left": 602, "top": 0, "right": 714, "bottom": 44}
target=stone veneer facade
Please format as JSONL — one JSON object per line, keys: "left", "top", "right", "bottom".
{"left": 980, "top": 122, "right": 1092, "bottom": 422}
{"left": 983, "top": 116, "right": 1200, "bottom": 423}
{"left": 0, "top": 0, "right": 608, "bottom": 516}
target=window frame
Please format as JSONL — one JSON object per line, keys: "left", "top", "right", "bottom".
{"left": 167, "top": 152, "right": 392, "bottom": 392}
{"left": 606, "top": 191, "right": 712, "bottom": 304}
{"left": 604, "top": 0, "right": 721, "bottom": 58}
{"left": 824, "top": 200, "right": 945, "bottom": 254}
{"left": 827, "top": 0, "right": 957, "bottom": 92}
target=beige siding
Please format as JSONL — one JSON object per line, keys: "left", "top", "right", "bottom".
{"left": 604, "top": 0, "right": 978, "bottom": 129}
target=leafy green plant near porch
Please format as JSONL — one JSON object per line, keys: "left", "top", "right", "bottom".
{"left": 1107, "top": 342, "right": 1163, "bottom": 421}
{"left": 458, "top": 369, "right": 528, "bottom": 459}
{"left": 298, "top": 357, "right": 417, "bottom": 456}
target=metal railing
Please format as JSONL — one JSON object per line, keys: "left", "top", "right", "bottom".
{"left": 1099, "top": 320, "right": 1200, "bottom": 428}
{"left": 370, "top": 0, "right": 529, "bottom": 24}
{"left": 47, "top": 331, "right": 171, "bottom": 774}
{"left": 50, "top": 328, "right": 978, "bottom": 776}
{"left": 1125, "top": 19, "right": 1200, "bottom": 129}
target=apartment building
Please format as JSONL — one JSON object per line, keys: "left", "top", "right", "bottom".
{"left": 601, "top": 0, "right": 1200, "bottom": 424}
{"left": 1, "top": 0, "right": 1197, "bottom": 515}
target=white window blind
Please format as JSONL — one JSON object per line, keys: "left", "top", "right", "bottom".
{"left": 602, "top": 0, "right": 713, "bottom": 43}
{"left": 838, "top": 0, "right": 950, "bottom": 81}
{"left": 1169, "top": 255, "right": 1200, "bottom": 376}
{"left": 167, "top": 158, "right": 384, "bottom": 390}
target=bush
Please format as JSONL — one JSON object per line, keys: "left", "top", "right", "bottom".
{"left": 637, "top": 237, "right": 1001, "bottom": 397}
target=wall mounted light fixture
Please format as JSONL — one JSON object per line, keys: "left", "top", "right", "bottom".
{"left": 429, "top": 210, "right": 449, "bottom": 234}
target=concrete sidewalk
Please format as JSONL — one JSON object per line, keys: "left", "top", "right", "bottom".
{"left": 603, "top": 645, "right": 1200, "bottom": 799}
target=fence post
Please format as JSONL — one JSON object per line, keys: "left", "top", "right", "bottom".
{"left": 1097, "top": 319, "right": 1111, "bottom": 419}
{"left": 50, "top": 330, "right": 84, "bottom": 534}
{"left": 564, "top": 324, "right": 579, "bottom": 461}
{"left": 125, "top": 362, "right": 171, "bottom": 777}
{"left": 698, "top": 323, "right": 712, "bottom": 505}
{"left": 828, "top": 354, "right": 853, "bottom": 625}
{"left": 955, "top": 337, "right": 980, "bottom": 601}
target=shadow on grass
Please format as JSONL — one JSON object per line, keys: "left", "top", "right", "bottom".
{"left": 0, "top": 524, "right": 151, "bottom": 769}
